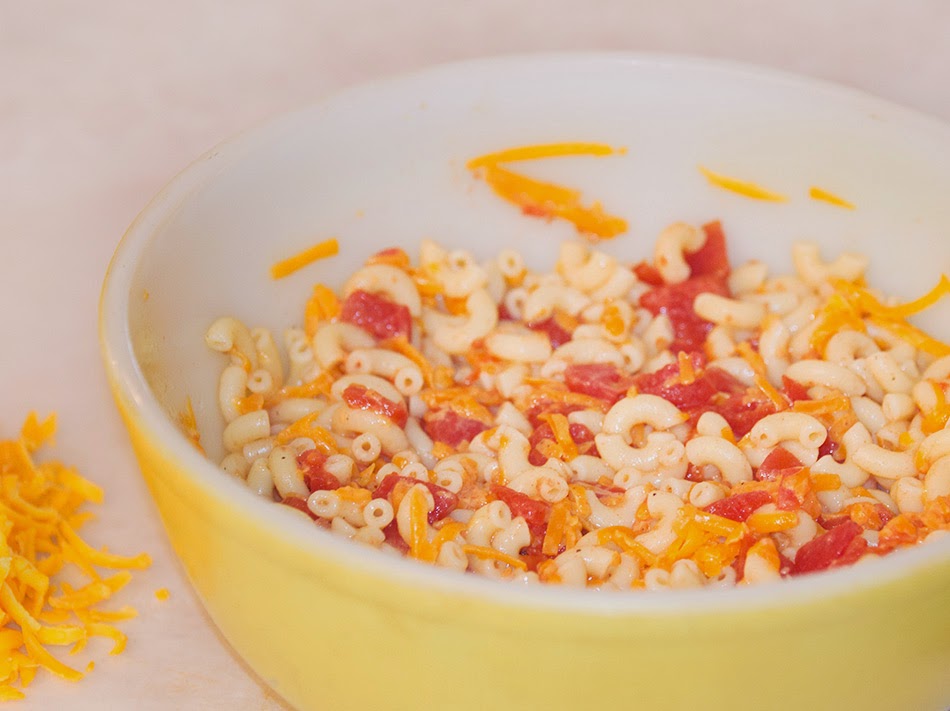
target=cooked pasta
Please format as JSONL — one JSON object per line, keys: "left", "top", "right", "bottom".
{"left": 205, "top": 220, "right": 950, "bottom": 590}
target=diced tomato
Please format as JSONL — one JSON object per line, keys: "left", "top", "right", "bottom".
{"left": 633, "top": 353, "right": 717, "bottom": 410}
{"left": 373, "top": 473, "right": 458, "bottom": 523}
{"left": 306, "top": 469, "right": 342, "bottom": 493}
{"left": 522, "top": 400, "right": 583, "bottom": 429}
{"left": 281, "top": 496, "right": 318, "bottom": 519}
{"left": 684, "top": 221, "right": 730, "bottom": 279}
{"left": 817, "top": 515, "right": 855, "bottom": 529}
{"left": 775, "top": 485, "right": 801, "bottom": 512}
{"left": 491, "top": 484, "right": 551, "bottom": 537}
{"left": 422, "top": 409, "right": 488, "bottom": 448}
{"left": 755, "top": 447, "right": 804, "bottom": 481}
{"left": 702, "top": 367, "right": 747, "bottom": 396}
{"left": 564, "top": 363, "right": 636, "bottom": 404}
{"left": 381, "top": 521, "right": 410, "bottom": 553}
{"left": 639, "top": 274, "right": 730, "bottom": 354}
{"left": 711, "top": 394, "right": 776, "bottom": 439}
{"left": 527, "top": 421, "right": 598, "bottom": 465}
{"left": 834, "top": 534, "right": 870, "bottom": 568}
{"left": 527, "top": 314, "right": 573, "bottom": 348}
{"left": 704, "top": 489, "right": 772, "bottom": 522}
{"left": 340, "top": 289, "right": 413, "bottom": 340}
{"left": 569, "top": 422, "right": 596, "bottom": 446}
{"left": 781, "top": 375, "right": 811, "bottom": 402}
{"left": 498, "top": 302, "right": 516, "bottom": 321}
{"left": 632, "top": 261, "right": 664, "bottom": 286}
{"left": 297, "top": 450, "right": 342, "bottom": 492}
{"left": 792, "top": 521, "right": 864, "bottom": 575}
{"left": 342, "top": 383, "right": 408, "bottom": 427}
{"left": 818, "top": 437, "right": 841, "bottom": 461}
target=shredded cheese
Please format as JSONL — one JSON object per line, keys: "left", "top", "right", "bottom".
{"left": 269, "top": 238, "right": 340, "bottom": 280}
{"left": 699, "top": 166, "right": 787, "bottom": 202}
{"left": 304, "top": 284, "right": 341, "bottom": 338}
{"left": 746, "top": 511, "right": 799, "bottom": 534}
{"left": 272, "top": 413, "right": 338, "bottom": 452}
{"left": 467, "top": 143, "right": 628, "bottom": 240}
{"left": 461, "top": 545, "right": 528, "bottom": 571}
{"left": 466, "top": 142, "right": 623, "bottom": 169}
{"left": 809, "top": 186, "right": 855, "bottom": 209}
{"left": 0, "top": 414, "right": 151, "bottom": 698}
{"left": 812, "top": 277, "right": 950, "bottom": 358}
{"left": 177, "top": 398, "right": 203, "bottom": 454}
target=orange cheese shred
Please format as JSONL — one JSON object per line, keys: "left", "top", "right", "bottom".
{"left": 177, "top": 398, "right": 203, "bottom": 454}
{"left": 809, "top": 186, "right": 855, "bottom": 209}
{"left": 699, "top": 166, "right": 787, "bottom": 202}
{"left": 407, "top": 486, "right": 436, "bottom": 562}
{"left": 468, "top": 143, "right": 628, "bottom": 240}
{"left": 746, "top": 510, "right": 799, "bottom": 534}
{"left": 466, "top": 142, "right": 623, "bottom": 169}
{"left": 0, "top": 414, "right": 150, "bottom": 696}
{"left": 461, "top": 545, "right": 528, "bottom": 571}
{"left": 270, "top": 237, "right": 340, "bottom": 280}
{"left": 304, "top": 284, "right": 341, "bottom": 337}
{"left": 812, "top": 277, "right": 950, "bottom": 358}
{"left": 476, "top": 163, "right": 628, "bottom": 240}
{"left": 272, "top": 413, "right": 339, "bottom": 453}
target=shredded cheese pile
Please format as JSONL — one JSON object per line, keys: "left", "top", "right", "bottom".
{"left": 0, "top": 413, "right": 151, "bottom": 700}
{"left": 467, "top": 142, "right": 628, "bottom": 240}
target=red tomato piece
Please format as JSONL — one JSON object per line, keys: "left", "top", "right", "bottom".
{"left": 526, "top": 421, "right": 598, "bottom": 466}
{"left": 340, "top": 289, "right": 413, "bottom": 340}
{"left": 818, "top": 437, "right": 841, "bottom": 461}
{"left": 564, "top": 363, "right": 636, "bottom": 404}
{"left": 523, "top": 401, "right": 583, "bottom": 429}
{"left": 422, "top": 409, "right": 488, "bottom": 448}
{"left": 792, "top": 521, "right": 864, "bottom": 575}
{"left": 569, "top": 422, "right": 595, "bottom": 445}
{"left": 342, "top": 383, "right": 408, "bottom": 427}
{"left": 491, "top": 484, "right": 551, "bottom": 537}
{"left": 632, "top": 261, "right": 664, "bottom": 286}
{"left": 639, "top": 274, "right": 731, "bottom": 354}
{"left": 280, "top": 496, "right": 318, "bottom": 519}
{"left": 381, "top": 521, "right": 410, "bottom": 553}
{"left": 684, "top": 221, "right": 731, "bottom": 279}
{"left": 528, "top": 315, "right": 573, "bottom": 348}
{"left": 711, "top": 394, "right": 776, "bottom": 439}
{"left": 373, "top": 473, "right": 459, "bottom": 523}
{"left": 817, "top": 515, "right": 855, "bottom": 529}
{"left": 833, "top": 534, "right": 869, "bottom": 568}
{"left": 755, "top": 446, "right": 804, "bottom": 481}
{"left": 703, "top": 489, "right": 772, "bottom": 522}
{"left": 781, "top": 375, "right": 811, "bottom": 402}
{"left": 702, "top": 367, "right": 747, "bottom": 396}
{"left": 297, "top": 450, "right": 342, "bottom": 492}
{"left": 498, "top": 302, "right": 516, "bottom": 321}
{"left": 633, "top": 353, "right": 717, "bottom": 410}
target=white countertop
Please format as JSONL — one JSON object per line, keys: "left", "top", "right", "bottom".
{"left": 3, "top": 2, "right": 949, "bottom": 708}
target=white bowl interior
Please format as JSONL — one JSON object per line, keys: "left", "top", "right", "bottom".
{"left": 107, "top": 53, "right": 950, "bottom": 604}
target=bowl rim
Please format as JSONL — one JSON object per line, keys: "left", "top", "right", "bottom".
{"left": 99, "top": 50, "right": 950, "bottom": 615}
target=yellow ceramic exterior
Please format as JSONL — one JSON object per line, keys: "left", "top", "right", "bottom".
{"left": 100, "top": 54, "right": 950, "bottom": 711}
{"left": 105, "top": 379, "right": 950, "bottom": 711}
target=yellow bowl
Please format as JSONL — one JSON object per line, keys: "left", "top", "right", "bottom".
{"left": 99, "top": 54, "right": 950, "bottom": 711}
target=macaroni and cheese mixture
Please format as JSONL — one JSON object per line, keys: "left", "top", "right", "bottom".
{"left": 205, "top": 221, "right": 950, "bottom": 590}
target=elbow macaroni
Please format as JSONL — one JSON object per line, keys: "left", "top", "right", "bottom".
{"left": 203, "top": 219, "right": 950, "bottom": 591}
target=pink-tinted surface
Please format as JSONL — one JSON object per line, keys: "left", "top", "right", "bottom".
{"left": 2, "top": 2, "right": 949, "bottom": 708}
